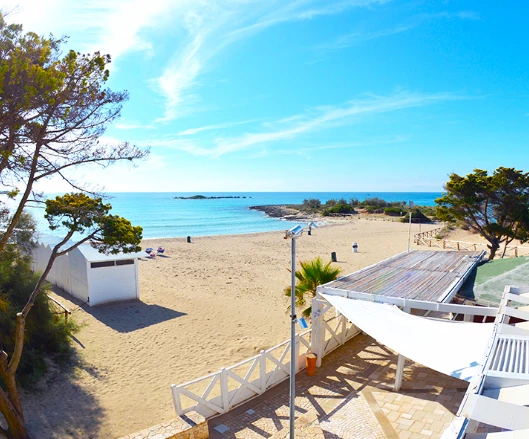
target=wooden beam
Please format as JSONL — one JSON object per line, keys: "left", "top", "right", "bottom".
{"left": 319, "top": 287, "right": 498, "bottom": 316}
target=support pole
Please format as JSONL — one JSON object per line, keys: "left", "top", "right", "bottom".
{"left": 290, "top": 236, "right": 296, "bottom": 439}
{"left": 395, "top": 354, "right": 406, "bottom": 391}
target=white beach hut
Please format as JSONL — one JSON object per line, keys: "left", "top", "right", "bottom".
{"left": 32, "top": 237, "right": 144, "bottom": 306}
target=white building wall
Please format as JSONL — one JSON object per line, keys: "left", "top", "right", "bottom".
{"left": 31, "top": 243, "right": 52, "bottom": 273}
{"left": 69, "top": 247, "right": 89, "bottom": 303}
{"left": 87, "top": 262, "right": 138, "bottom": 306}
{"left": 48, "top": 252, "right": 71, "bottom": 293}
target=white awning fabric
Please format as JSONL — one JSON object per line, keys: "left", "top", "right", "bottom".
{"left": 321, "top": 294, "right": 495, "bottom": 381}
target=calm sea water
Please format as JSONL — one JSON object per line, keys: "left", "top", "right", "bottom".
{"left": 37, "top": 192, "right": 441, "bottom": 239}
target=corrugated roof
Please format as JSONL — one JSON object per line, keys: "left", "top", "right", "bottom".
{"left": 323, "top": 250, "right": 483, "bottom": 302}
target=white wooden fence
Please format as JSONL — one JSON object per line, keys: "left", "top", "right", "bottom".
{"left": 171, "top": 309, "right": 360, "bottom": 418}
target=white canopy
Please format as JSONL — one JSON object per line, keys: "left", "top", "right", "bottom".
{"left": 321, "top": 294, "right": 495, "bottom": 381}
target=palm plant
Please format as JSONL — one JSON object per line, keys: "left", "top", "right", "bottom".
{"left": 284, "top": 257, "right": 341, "bottom": 318}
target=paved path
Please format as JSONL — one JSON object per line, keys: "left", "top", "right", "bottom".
{"left": 208, "top": 333, "right": 467, "bottom": 438}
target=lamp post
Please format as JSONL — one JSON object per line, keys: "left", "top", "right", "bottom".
{"left": 284, "top": 224, "right": 304, "bottom": 439}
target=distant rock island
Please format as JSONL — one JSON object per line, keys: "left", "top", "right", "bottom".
{"left": 174, "top": 195, "right": 250, "bottom": 200}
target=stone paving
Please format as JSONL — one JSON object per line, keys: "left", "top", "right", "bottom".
{"left": 208, "top": 333, "right": 468, "bottom": 438}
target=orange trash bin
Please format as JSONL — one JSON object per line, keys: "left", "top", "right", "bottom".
{"left": 306, "top": 353, "right": 317, "bottom": 376}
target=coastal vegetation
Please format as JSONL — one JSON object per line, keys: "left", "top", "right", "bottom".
{"left": 260, "top": 197, "right": 436, "bottom": 221}
{"left": 436, "top": 167, "right": 529, "bottom": 260}
{"left": 0, "top": 14, "right": 146, "bottom": 439}
{"left": 284, "top": 257, "right": 341, "bottom": 318}
{"left": 0, "top": 213, "right": 77, "bottom": 389}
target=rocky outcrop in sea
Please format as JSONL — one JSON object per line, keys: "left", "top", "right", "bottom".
{"left": 249, "top": 205, "right": 314, "bottom": 221}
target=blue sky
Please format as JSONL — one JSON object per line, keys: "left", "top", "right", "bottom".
{"left": 6, "top": 0, "right": 529, "bottom": 192}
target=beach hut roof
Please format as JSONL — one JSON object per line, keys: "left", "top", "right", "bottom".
{"left": 77, "top": 243, "right": 145, "bottom": 263}
{"left": 37, "top": 235, "right": 144, "bottom": 262}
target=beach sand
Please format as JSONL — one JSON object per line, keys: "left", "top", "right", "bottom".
{"left": 23, "top": 219, "right": 450, "bottom": 438}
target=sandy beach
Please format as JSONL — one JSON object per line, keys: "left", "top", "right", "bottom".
{"left": 23, "top": 218, "right": 458, "bottom": 438}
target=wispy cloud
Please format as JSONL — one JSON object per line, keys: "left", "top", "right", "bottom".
{"left": 153, "top": 0, "right": 389, "bottom": 122}
{"left": 316, "top": 25, "right": 413, "bottom": 50}
{"left": 145, "top": 90, "right": 467, "bottom": 157}
{"left": 6, "top": 0, "right": 394, "bottom": 123}
{"left": 114, "top": 122, "right": 155, "bottom": 130}
{"left": 251, "top": 135, "right": 409, "bottom": 158}
{"left": 178, "top": 119, "right": 261, "bottom": 136}
{"left": 317, "top": 9, "right": 480, "bottom": 51}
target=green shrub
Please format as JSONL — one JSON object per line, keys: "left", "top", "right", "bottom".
{"left": 322, "top": 204, "right": 357, "bottom": 216}
{"left": 402, "top": 209, "right": 430, "bottom": 223}
{"left": 0, "top": 252, "right": 78, "bottom": 387}
{"left": 302, "top": 198, "right": 321, "bottom": 209}
{"left": 384, "top": 207, "right": 405, "bottom": 216}
{"left": 363, "top": 197, "right": 387, "bottom": 208}
{"left": 0, "top": 213, "right": 78, "bottom": 388}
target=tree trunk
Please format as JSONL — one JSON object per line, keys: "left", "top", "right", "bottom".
{"left": 488, "top": 243, "right": 499, "bottom": 260}
{"left": 0, "top": 388, "right": 30, "bottom": 439}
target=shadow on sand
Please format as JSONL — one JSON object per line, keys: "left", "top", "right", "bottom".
{"left": 22, "top": 350, "right": 105, "bottom": 439}
{"left": 50, "top": 286, "right": 186, "bottom": 333}
{"left": 86, "top": 300, "right": 187, "bottom": 333}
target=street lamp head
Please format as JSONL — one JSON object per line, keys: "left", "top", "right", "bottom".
{"left": 285, "top": 224, "right": 304, "bottom": 239}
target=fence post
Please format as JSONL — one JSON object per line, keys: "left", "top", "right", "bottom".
{"left": 443, "top": 240, "right": 446, "bottom": 249}
{"left": 457, "top": 242, "right": 460, "bottom": 251}
{"left": 259, "top": 350, "right": 267, "bottom": 393}
{"left": 171, "top": 384, "right": 184, "bottom": 416}
{"left": 515, "top": 247, "right": 518, "bottom": 257}
{"left": 220, "top": 368, "right": 229, "bottom": 413}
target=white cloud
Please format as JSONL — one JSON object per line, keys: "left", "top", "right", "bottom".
{"left": 4, "top": 0, "right": 185, "bottom": 60}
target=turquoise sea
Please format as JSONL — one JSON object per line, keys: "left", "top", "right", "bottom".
{"left": 38, "top": 192, "right": 442, "bottom": 239}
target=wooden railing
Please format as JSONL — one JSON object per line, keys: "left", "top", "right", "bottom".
{"left": 415, "top": 238, "right": 529, "bottom": 258}
{"left": 46, "top": 294, "right": 71, "bottom": 323}
{"left": 171, "top": 310, "right": 360, "bottom": 419}
{"left": 414, "top": 227, "right": 445, "bottom": 245}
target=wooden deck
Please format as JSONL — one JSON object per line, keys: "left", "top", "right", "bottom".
{"left": 322, "top": 250, "right": 484, "bottom": 303}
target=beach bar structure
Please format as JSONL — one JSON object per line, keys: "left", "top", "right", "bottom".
{"left": 32, "top": 238, "right": 143, "bottom": 306}
{"left": 312, "top": 250, "right": 493, "bottom": 389}
{"left": 172, "top": 249, "right": 501, "bottom": 420}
